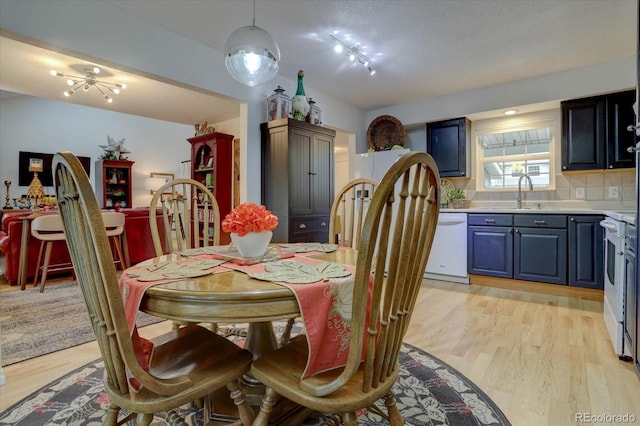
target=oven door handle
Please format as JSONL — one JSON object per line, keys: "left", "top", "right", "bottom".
{"left": 599, "top": 220, "right": 618, "bottom": 231}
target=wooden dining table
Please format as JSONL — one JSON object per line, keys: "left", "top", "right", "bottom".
{"left": 130, "top": 247, "right": 357, "bottom": 425}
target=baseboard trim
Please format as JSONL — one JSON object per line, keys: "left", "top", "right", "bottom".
{"left": 469, "top": 274, "right": 604, "bottom": 301}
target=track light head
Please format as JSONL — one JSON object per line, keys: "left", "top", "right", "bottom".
{"left": 329, "top": 33, "right": 377, "bottom": 76}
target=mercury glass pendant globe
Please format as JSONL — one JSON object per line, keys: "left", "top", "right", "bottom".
{"left": 224, "top": 25, "right": 280, "bottom": 87}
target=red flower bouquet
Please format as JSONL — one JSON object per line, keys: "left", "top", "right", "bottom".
{"left": 221, "top": 202, "right": 278, "bottom": 236}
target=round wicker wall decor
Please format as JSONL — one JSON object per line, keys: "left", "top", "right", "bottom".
{"left": 367, "top": 115, "right": 406, "bottom": 151}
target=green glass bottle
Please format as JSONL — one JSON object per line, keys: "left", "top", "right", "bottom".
{"left": 292, "top": 70, "right": 310, "bottom": 121}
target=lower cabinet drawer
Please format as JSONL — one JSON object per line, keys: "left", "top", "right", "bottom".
{"left": 289, "top": 216, "right": 330, "bottom": 242}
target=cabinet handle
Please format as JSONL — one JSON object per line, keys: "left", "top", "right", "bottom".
{"left": 308, "top": 172, "right": 317, "bottom": 176}
{"left": 515, "top": 229, "right": 519, "bottom": 233}
{"left": 485, "top": 219, "right": 496, "bottom": 224}
{"left": 627, "top": 145, "right": 638, "bottom": 153}
{"left": 562, "top": 165, "right": 567, "bottom": 170}
{"left": 508, "top": 228, "right": 513, "bottom": 234}
{"left": 299, "top": 223, "right": 306, "bottom": 229}
{"left": 570, "top": 217, "right": 575, "bottom": 222}
{"left": 320, "top": 222, "right": 327, "bottom": 227}
{"left": 534, "top": 220, "right": 546, "bottom": 225}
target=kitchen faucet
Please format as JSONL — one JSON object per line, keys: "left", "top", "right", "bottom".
{"left": 517, "top": 173, "right": 533, "bottom": 209}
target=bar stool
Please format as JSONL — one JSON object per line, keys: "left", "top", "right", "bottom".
{"left": 31, "top": 214, "right": 73, "bottom": 292}
{"left": 102, "top": 211, "right": 128, "bottom": 270}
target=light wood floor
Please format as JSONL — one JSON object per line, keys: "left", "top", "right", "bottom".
{"left": 1, "top": 267, "right": 639, "bottom": 424}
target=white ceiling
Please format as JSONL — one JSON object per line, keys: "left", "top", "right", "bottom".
{"left": 0, "top": 0, "right": 636, "bottom": 125}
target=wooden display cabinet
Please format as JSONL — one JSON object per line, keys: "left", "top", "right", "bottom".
{"left": 95, "top": 159, "right": 134, "bottom": 209}
{"left": 187, "top": 132, "right": 234, "bottom": 244}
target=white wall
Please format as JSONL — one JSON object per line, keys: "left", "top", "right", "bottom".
{"left": 0, "top": 95, "right": 192, "bottom": 208}
{"left": 368, "top": 56, "right": 635, "bottom": 136}
{"left": 0, "top": 1, "right": 635, "bottom": 201}
{"left": 0, "top": 0, "right": 366, "bottom": 203}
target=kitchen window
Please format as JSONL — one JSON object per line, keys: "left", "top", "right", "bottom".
{"left": 475, "top": 114, "right": 556, "bottom": 191}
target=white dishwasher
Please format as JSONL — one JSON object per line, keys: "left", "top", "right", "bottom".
{"left": 424, "top": 212, "right": 469, "bottom": 284}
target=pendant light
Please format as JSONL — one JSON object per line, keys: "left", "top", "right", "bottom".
{"left": 224, "top": 0, "right": 280, "bottom": 87}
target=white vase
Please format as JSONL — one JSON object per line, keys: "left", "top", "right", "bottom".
{"left": 231, "top": 231, "right": 273, "bottom": 258}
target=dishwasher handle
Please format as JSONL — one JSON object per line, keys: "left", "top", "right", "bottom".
{"left": 437, "top": 219, "right": 466, "bottom": 226}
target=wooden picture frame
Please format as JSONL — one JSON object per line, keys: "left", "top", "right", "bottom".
{"left": 149, "top": 172, "right": 174, "bottom": 194}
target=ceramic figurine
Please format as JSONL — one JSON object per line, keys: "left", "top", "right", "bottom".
{"left": 292, "top": 70, "right": 310, "bottom": 121}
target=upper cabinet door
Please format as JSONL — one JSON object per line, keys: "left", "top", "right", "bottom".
{"left": 606, "top": 90, "right": 637, "bottom": 169}
{"left": 561, "top": 96, "right": 606, "bottom": 171}
{"left": 426, "top": 117, "right": 470, "bottom": 177}
{"left": 561, "top": 90, "right": 636, "bottom": 171}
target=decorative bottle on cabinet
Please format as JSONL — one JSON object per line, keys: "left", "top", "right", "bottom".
{"left": 292, "top": 70, "right": 310, "bottom": 121}
{"left": 187, "top": 132, "right": 234, "bottom": 244}
{"left": 261, "top": 118, "right": 335, "bottom": 243}
{"left": 95, "top": 159, "right": 134, "bottom": 209}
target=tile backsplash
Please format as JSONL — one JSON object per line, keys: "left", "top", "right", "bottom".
{"left": 455, "top": 169, "right": 636, "bottom": 210}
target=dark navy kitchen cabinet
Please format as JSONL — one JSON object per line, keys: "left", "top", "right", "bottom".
{"left": 568, "top": 215, "right": 604, "bottom": 289}
{"left": 469, "top": 213, "right": 607, "bottom": 287}
{"left": 561, "top": 90, "right": 636, "bottom": 171}
{"left": 515, "top": 227, "right": 567, "bottom": 285}
{"left": 606, "top": 90, "right": 637, "bottom": 169}
{"left": 426, "top": 117, "right": 470, "bottom": 177}
{"left": 467, "top": 215, "right": 513, "bottom": 278}
{"left": 561, "top": 96, "right": 606, "bottom": 170}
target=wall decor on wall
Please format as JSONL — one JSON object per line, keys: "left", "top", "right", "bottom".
{"left": 367, "top": 115, "right": 406, "bottom": 151}
{"left": 18, "top": 151, "right": 91, "bottom": 187}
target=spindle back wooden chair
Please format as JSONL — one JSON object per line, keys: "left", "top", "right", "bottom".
{"left": 52, "top": 152, "right": 254, "bottom": 426}
{"left": 329, "top": 177, "right": 378, "bottom": 248}
{"left": 250, "top": 152, "right": 440, "bottom": 426}
{"left": 149, "top": 178, "right": 220, "bottom": 257}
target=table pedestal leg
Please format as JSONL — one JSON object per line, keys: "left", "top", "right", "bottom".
{"left": 205, "top": 321, "right": 312, "bottom": 425}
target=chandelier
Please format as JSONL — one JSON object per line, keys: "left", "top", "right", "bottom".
{"left": 224, "top": 0, "right": 280, "bottom": 87}
{"left": 50, "top": 66, "right": 126, "bottom": 103}
{"left": 330, "top": 34, "right": 376, "bottom": 76}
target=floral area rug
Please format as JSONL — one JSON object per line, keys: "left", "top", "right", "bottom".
{"left": 0, "top": 320, "right": 511, "bottom": 426}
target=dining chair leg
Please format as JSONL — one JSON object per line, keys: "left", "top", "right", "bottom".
{"left": 32, "top": 240, "right": 45, "bottom": 288}
{"left": 39, "top": 241, "right": 54, "bottom": 293}
{"left": 341, "top": 412, "right": 358, "bottom": 426}
{"left": 253, "top": 386, "right": 277, "bottom": 426}
{"left": 104, "top": 404, "right": 120, "bottom": 426}
{"left": 280, "top": 318, "right": 295, "bottom": 346}
{"left": 227, "top": 378, "right": 255, "bottom": 425}
{"left": 112, "top": 236, "right": 127, "bottom": 270}
{"left": 382, "top": 390, "right": 404, "bottom": 426}
{"left": 135, "top": 412, "right": 153, "bottom": 426}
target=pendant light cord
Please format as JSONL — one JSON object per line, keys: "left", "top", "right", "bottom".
{"left": 252, "top": 0, "right": 256, "bottom": 26}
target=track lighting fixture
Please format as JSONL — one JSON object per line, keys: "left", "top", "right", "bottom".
{"left": 50, "top": 66, "right": 126, "bottom": 103}
{"left": 330, "top": 33, "right": 376, "bottom": 76}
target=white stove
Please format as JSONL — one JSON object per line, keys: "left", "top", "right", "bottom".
{"left": 601, "top": 210, "right": 636, "bottom": 359}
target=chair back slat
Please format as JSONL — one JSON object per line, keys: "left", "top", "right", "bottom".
{"left": 150, "top": 178, "right": 221, "bottom": 257}
{"left": 300, "top": 152, "right": 440, "bottom": 397}
{"left": 53, "top": 152, "right": 193, "bottom": 396}
{"left": 53, "top": 155, "right": 131, "bottom": 395}
{"left": 329, "top": 178, "right": 378, "bottom": 247}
